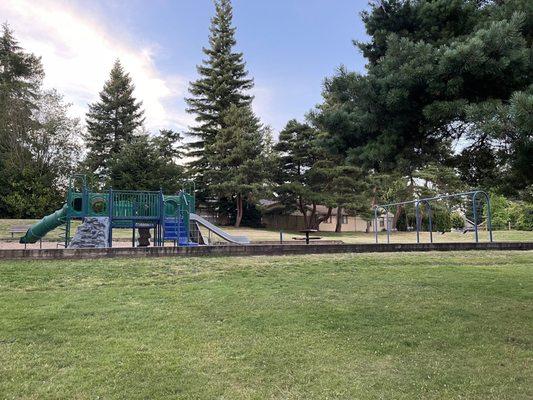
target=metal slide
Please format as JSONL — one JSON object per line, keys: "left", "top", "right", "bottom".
{"left": 20, "top": 204, "right": 68, "bottom": 244}
{"left": 189, "top": 213, "right": 250, "bottom": 244}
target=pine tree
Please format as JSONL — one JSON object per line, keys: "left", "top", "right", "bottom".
{"left": 316, "top": 0, "right": 531, "bottom": 199}
{"left": 0, "top": 23, "right": 44, "bottom": 167}
{"left": 205, "top": 104, "right": 270, "bottom": 227}
{"left": 186, "top": 0, "right": 254, "bottom": 189}
{"left": 274, "top": 120, "right": 334, "bottom": 230}
{"left": 108, "top": 132, "right": 184, "bottom": 192}
{"left": 85, "top": 60, "right": 144, "bottom": 184}
{"left": 0, "top": 23, "right": 44, "bottom": 216}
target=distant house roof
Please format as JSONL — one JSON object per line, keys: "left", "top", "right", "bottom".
{"left": 260, "top": 200, "right": 352, "bottom": 216}
{"left": 259, "top": 199, "right": 278, "bottom": 207}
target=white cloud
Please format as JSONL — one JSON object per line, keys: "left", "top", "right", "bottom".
{"left": 0, "top": 0, "right": 193, "bottom": 131}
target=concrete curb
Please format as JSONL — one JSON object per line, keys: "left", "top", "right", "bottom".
{"left": 0, "top": 242, "right": 532, "bottom": 261}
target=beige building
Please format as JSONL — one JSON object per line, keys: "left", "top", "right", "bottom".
{"left": 261, "top": 203, "right": 375, "bottom": 233}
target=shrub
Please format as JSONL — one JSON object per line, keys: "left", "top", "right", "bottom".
{"left": 509, "top": 202, "right": 533, "bottom": 231}
{"left": 451, "top": 213, "right": 465, "bottom": 229}
{"left": 486, "top": 194, "right": 510, "bottom": 230}
{"left": 432, "top": 209, "right": 451, "bottom": 232}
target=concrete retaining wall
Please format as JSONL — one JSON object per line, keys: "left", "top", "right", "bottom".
{"left": 0, "top": 242, "right": 531, "bottom": 261}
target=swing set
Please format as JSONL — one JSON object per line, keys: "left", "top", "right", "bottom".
{"left": 373, "top": 190, "right": 493, "bottom": 244}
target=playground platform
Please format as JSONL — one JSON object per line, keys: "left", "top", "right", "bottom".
{"left": 0, "top": 241, "right": 531, "bottom": 261}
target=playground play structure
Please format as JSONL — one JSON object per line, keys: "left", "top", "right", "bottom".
{"left": 373, "top": 190, "right": 493, "bottom": 244}
{"left": 19, "top": 175, "right": 249, "bottom": 248}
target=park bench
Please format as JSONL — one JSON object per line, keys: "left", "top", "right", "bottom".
{"left": 9, "top": 225, "right": 44, "bottom": 249}
{"left": 8, "top": 225, "right": 30, "bottom": 238}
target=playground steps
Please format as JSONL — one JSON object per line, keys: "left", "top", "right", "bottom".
{"left": 163, "top": 218, "right": 197, "bottom": 246}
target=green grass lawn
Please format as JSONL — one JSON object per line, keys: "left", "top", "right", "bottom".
{"left": 1, "top": 251, "right": 532, "bottom": 399}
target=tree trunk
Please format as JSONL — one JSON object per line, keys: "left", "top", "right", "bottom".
{"left": 308, "top": 203, "right": 317, "bottom": 229}
{"left": 298, "top": 196, "right": 308, "bottom": 229}
{"left": 335, "top": 206, "right": 343, "bottom": 232}
{"left": 235, "top": 194, "right": 243, "bottom": 227}
{"left": 392, "top": 204, "right": 403, "bottom": 231}
{"left": 313, "top": 206, "right": 333, "bottom": 231}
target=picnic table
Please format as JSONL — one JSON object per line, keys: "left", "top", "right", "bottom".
{"left": 298, "top": 229, "right": 319, "bottom": 245}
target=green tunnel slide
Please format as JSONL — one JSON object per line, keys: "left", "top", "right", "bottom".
{"left": 19, "top": 204, "right": 68, "bottom": 244}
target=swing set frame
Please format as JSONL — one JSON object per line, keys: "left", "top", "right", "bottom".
{"left": 373, "top": 190, "right": 493, "bottom": 244}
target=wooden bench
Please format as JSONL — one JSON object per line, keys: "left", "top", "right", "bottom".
{"left": 8, "top": 225, "right": 31, "bottom": 238}
{"left": 9, "top": 225, "right": 45, "bottom": 249}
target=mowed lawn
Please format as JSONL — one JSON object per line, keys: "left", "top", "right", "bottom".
{"left": 1, "top": 252, "right": 532, "bottom": 399}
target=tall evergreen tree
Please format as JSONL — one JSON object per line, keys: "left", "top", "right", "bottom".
{"left": 0, "top": 23, "right": 44, "bottom": 188}
{"left": 85, "top": 60, "right": 144, "bottom": 184}
{"left": 205, "top": 104, "right": 271, "bottom": 227}
{"left": 0, "top": 24, "right": 43, "bottom": 217}
{"left": 186, "top": 0, "right": 254, "bottom": 193}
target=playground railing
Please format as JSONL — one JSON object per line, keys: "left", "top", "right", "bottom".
{"left": 110, "top": 190, "right": 161, "bottom": 220}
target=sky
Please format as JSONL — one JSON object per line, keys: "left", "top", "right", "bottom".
{"left": 0, "top": 0, "right": 370, "bottom": 134}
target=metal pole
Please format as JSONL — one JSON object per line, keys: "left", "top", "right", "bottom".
{"left": 415, "top": 201, "right": 420, "bottom": 244}
{"left": 108, "top": 188, "right": 113, "bottom": 248}
{"left": 374, "top": 207, "right": 378, "bottom": 244}
{"left": 64, "top": 218, "right": 70, "bottom": 248}
{"left": 280, "top": 230, "right": 283, "bottom": 244}
{"left": 132, "top": 202, "right": 136, "bottom": 248}
{"left": 82, "top": 184, "right": 89, "bottom": 217}
{"left": 472, "top": 193, "right": 479, "bottom": 243}
{"left": 485, "top": 192, "right": 493, "bottom": 242}
{"left": 386, "top": 206, "right": 390, "bottom": 244}
{"left": 159, "top": 191, "right": 164, "bottom": 247}
{"left": 426, "top": 201, "right": 433, "bottom": 244}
